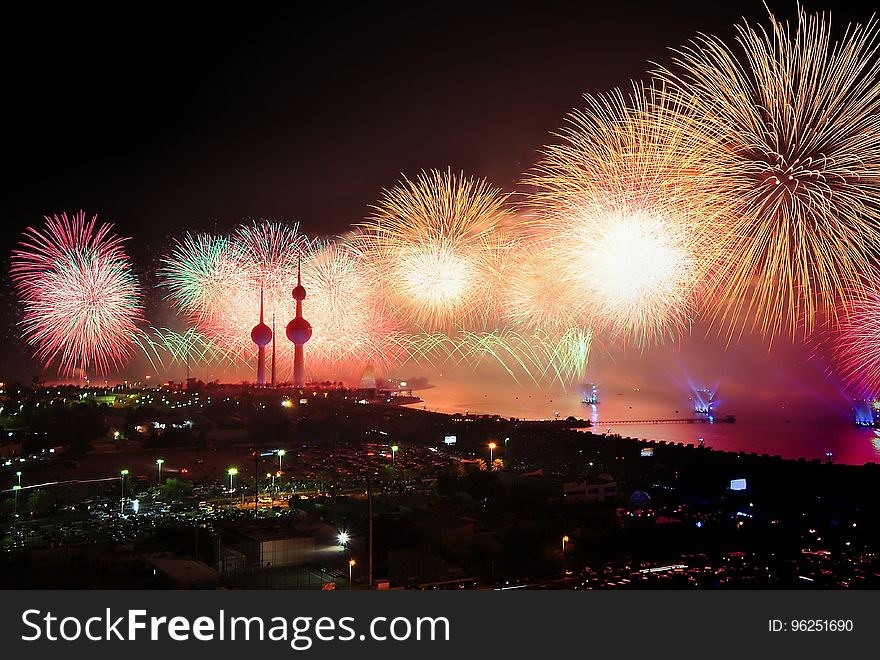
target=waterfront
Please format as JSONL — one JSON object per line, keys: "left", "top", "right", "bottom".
{"left": 5, "top": 389, "right": 880, "bottom": 590}
{"left": 410, "top": 375, "right": 880, "bottom": 465}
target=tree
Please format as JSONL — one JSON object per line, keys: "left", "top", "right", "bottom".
{"left": 158, "top": 478, "right": 193, "bottom": 502}
{"left": 26, "top": 489, "right": 54, "bottom": 517}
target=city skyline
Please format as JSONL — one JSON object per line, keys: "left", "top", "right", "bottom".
{"left": 4, "top": 2, "right": 880, "bottom": 602}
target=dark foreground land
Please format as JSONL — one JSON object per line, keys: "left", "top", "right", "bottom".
{"left": 1, "top": 383, "right": 879, "bottom": 589}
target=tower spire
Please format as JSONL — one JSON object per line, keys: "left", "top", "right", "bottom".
{"left": 271, "top": 312, "right": 276, "bottom": 388}
{"left": 287, "top": 250, "right": 312, "bottom": 387}
{"left": 251, "top": 284, "right": 272, "bottom": 386}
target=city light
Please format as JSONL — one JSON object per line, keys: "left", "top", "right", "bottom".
{"left": 119, "top": 469, "right": 129, "bottom": 514}
{"left": 337, "top": 531, "right": 350, "bottom": 547}
{"left": 277, "top": 449, "right": 286, "bottom": 472}
{"left": 12, "top": 484, "right": 21, "bottom": 517}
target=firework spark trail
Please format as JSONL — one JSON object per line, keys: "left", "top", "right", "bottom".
{"left": 657, "top": 8, "right": 880, "bottom": 340}
{"left": 390, "top": 331, "right": 456, "bottom": 369}
{"left": 446, "top": 329, "right": 546, "bottom": 384}
{"left": 11, "top": 211, "right": 143, "bottom": 376}
{"left": 526, "top": 81, "right": 725, "bottom": 346}
{"left": 134, "top": 327, "right": 241, "bottom": 374}
{"left": 355, "top": 169, "right": 516, "bottom": 331}
{"left": 532, "top": 327, "right": 594, "bottom": 385}
{"left": 459, "top": 328, "right": 593, "bottom": 386}
{"left": 833, "top": 275, "right": 880, "bottom": 396}
{"left": 390, "top": 327, "right": 592, "bottom": 386}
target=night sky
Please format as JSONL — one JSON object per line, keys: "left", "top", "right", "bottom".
{"left": 1, "top": 1, "right": 873, "bottom": 382}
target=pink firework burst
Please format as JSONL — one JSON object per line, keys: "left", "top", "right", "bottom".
{"left": 10, "top": 211, "right": 144, "bottom": 377}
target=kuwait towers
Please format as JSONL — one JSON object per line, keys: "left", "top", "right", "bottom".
{"left": 250, "top": 287, "right": 272, "bottom": 385}
{"left": 286, "top": 256, "right": 312, "bottom": 387}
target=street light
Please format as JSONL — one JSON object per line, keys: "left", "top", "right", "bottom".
{"left": 390, "top": 444, "right": 399, "bottom": 466}
{"left": 562, "top": 535, "right": 569, "bottom": 553}
{"left": 156, "top": 458, "right": 165, "bottom": 484}
{"left": 12, "top": 484, "right": 21, "bottom": 518}
{"left": 227, "top": 467, "right": 238, "bottom": 491}
{"left": 349, "top": 558, "right": 356, "bottom": 586}
{"left": 277, "top": 449, "right": 286, "bottom": 472}
{"left": 488, "top": 442, "right": 497, "bottom": 463}
{"left": 15, "top": 471, "right": 22, "bottom": 488}
{"left": 120, "top": 469, "right": 129, "bottom": 514}
{"left": 337, "top": 531, "right": 350, "bottom": 547}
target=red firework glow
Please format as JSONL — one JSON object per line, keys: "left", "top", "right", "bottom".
{"left": 10, "top": 211, "right": 143, "bottom": 377}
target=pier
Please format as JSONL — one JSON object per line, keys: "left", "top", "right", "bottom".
{"left": 596, "top": 416, "right": 735, "bottom": 426}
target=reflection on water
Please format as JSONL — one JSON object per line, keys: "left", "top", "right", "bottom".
{"left": 410, "top": 376, "right": 880, "bottom": 465}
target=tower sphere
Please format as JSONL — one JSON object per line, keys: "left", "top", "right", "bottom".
{"left": 251, "top": 321, "right": 272, "bottom": 347}
{"left": 286, "top": 316, "right": 312, "bottom": 344}
{"left": 292, "top": 284, "right": 307, "bottom": 301}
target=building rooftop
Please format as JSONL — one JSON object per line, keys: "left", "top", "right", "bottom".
{"left": 149, "top": 557, "right": 219, "bottom": 587}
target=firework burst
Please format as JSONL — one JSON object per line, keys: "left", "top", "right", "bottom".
{"left": 159, "top": 232, "right": 237, "bottom": 320}
{"left": 658, "top": 8, "right": 880, "bottom": 339}
{"left": 134, "top": 327, "right": 240, "bottom": 374}
{"left": 11, "top": 211, "right": 143, "bottom": 376}
{"left": 356, "top": 169, "right": 515, "bottom": 331}
{"left": 159, "top": 221, "right": 405, "bottom": 381}
{"left": 527, "top": 82, "right": 724, "bottom": 345}
{"left": 160, "top": 221, "right": 308, "bottom": 359}
{"left": 232, "top": 220, "right": 308, "bottom": 292}
{"left": 501, "top": 236, "right": 582, "bottom": 335}
{"left": 833, "top": 276, "right": 880, "bottom": 396}
{"left": 299, "top": 237, "right": 407, "bottom": 379}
